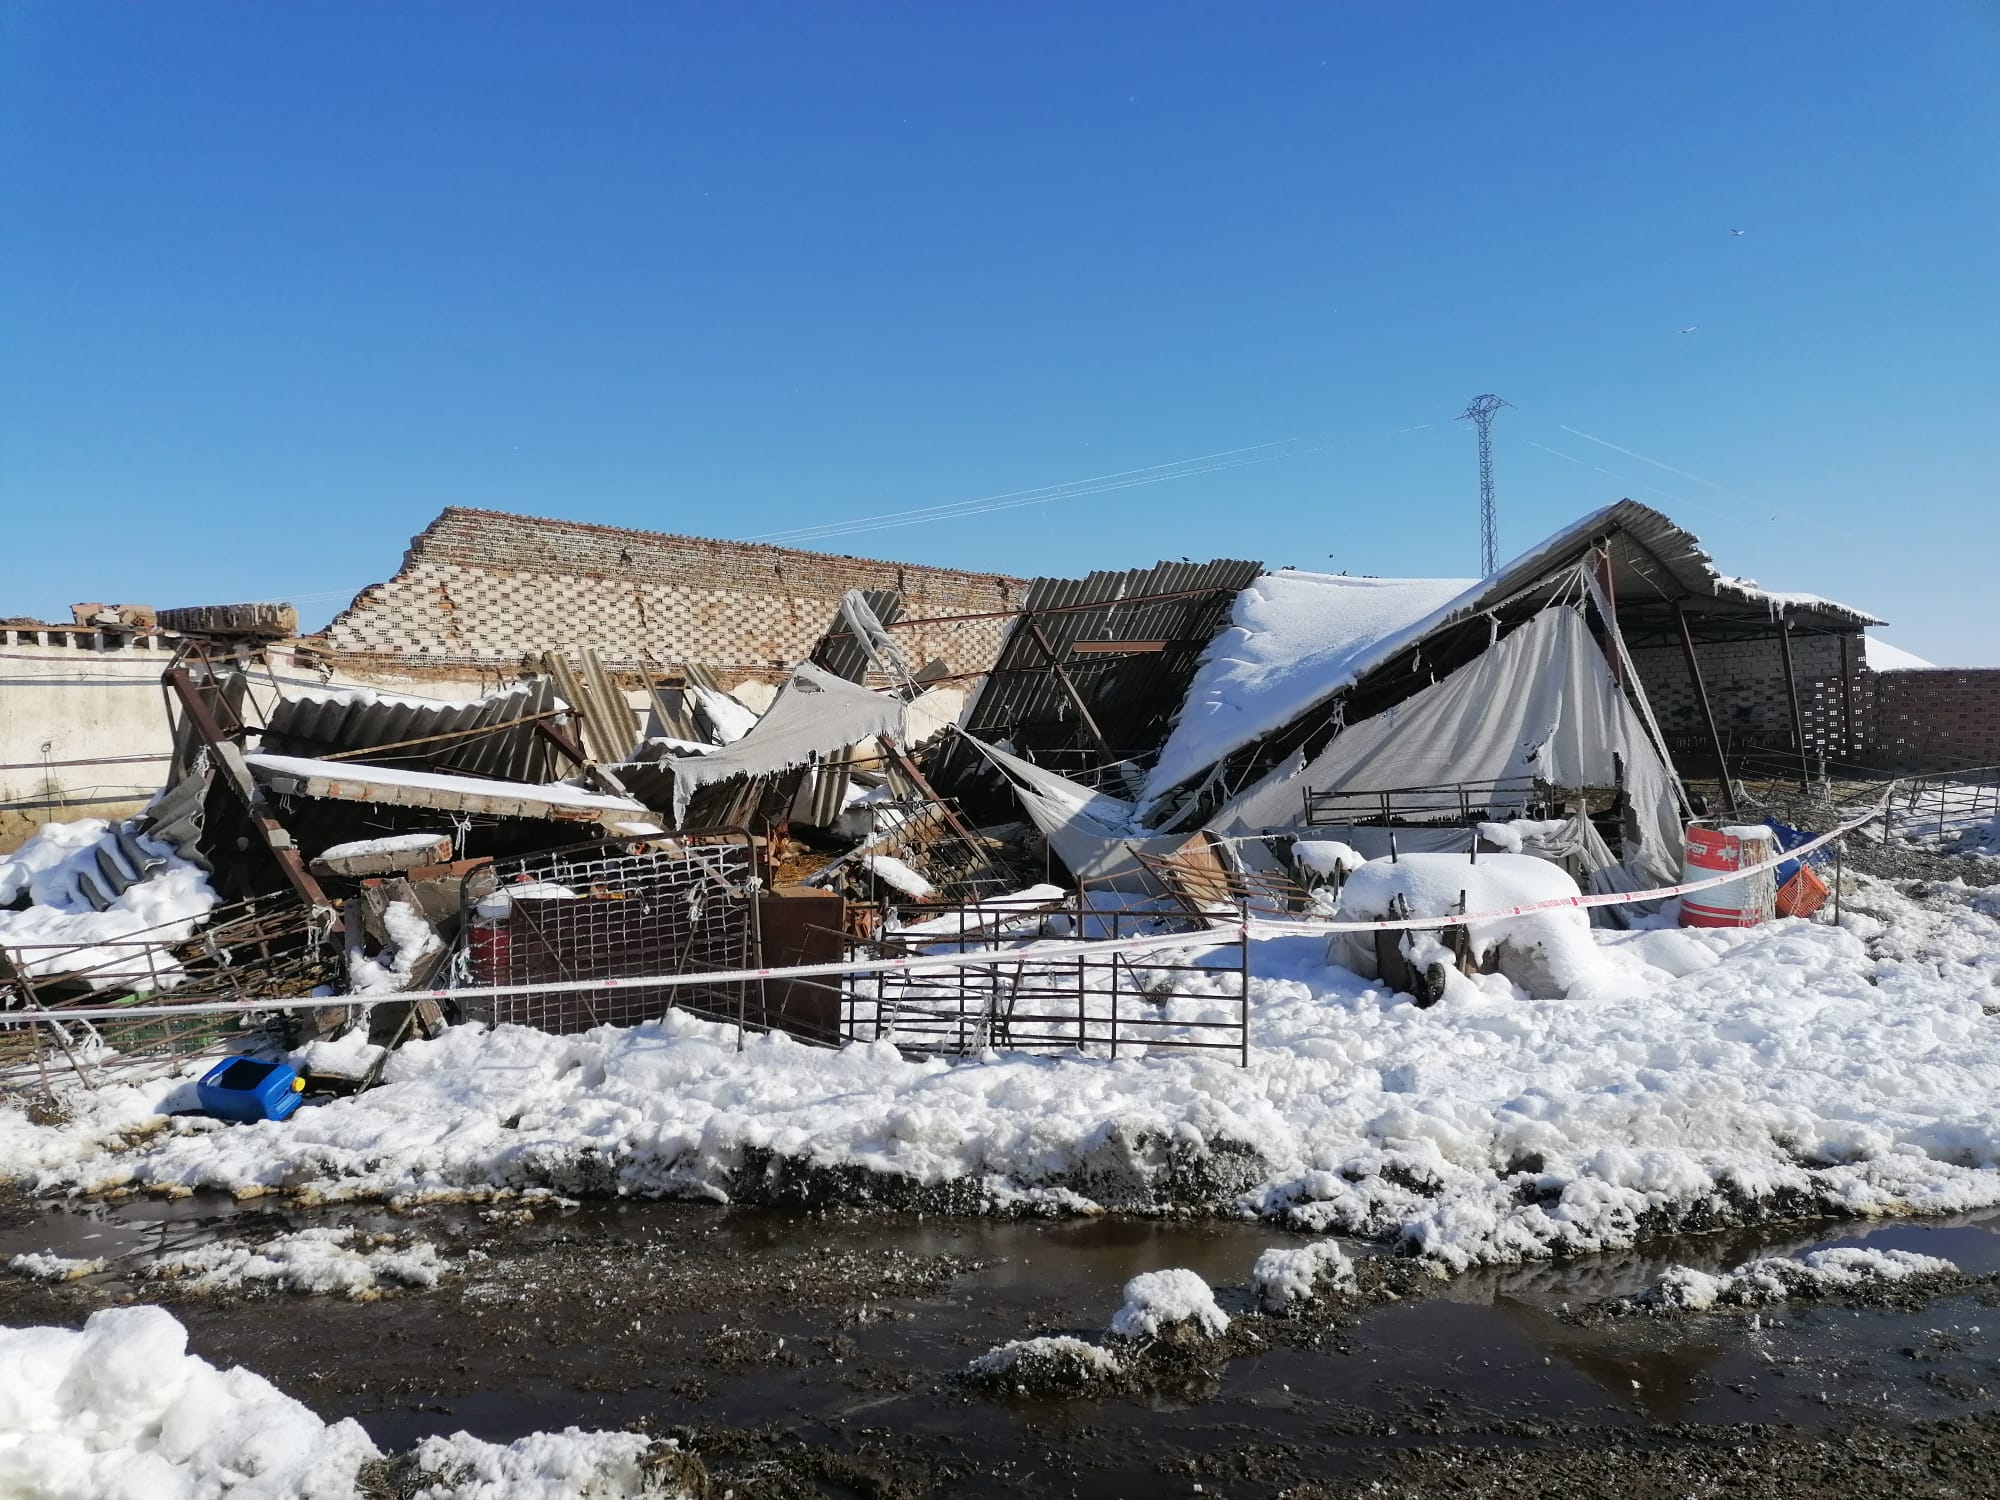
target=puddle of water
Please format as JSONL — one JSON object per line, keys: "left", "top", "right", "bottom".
{"left": 6, "top": 1195, "right": 2000, "bottom": 1496}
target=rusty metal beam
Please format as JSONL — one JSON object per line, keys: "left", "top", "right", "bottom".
{"left": 1025, "top": 620, "right": 1118, "bottom": 763}
{"left": 1674, "top": 602, "right": 1739, "bottom": 817}
{"left": 1777, "top": 614, "right": 1809, "bottom": 790}
{"left": 164, "top": 664, "right": 332, "bottom": 915}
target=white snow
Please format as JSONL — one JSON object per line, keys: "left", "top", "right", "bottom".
{"left": 690, "top": 685, "right": 760, "bottom": 745}
{"left": 1630, "top": 1246, "right": 1959, "bottom": 1311}
{"left": 1108, "top": 1268, "right": 1229, "bottom": 1339}
{"left": 347, "top": 898, "right": 443, "bottom": 995}
{"left": 145, "top": 1227, "right": 447, "bottom": 1298}
{"left": 6, "top": 874, "right": 2000, "bottom": 1277}
{"left": 966, "top": 1334, "right": 1122, "bottom": 1382}
{"left": 890, "top": 884, "right": 1070, "bottom": 939}
{"left": 0, "top": 819, "right": 220, "bottom": 992}
{"left": 1144, "top": 572, "right": 1474, "bottom": 802}
{"left": 861, "top": 855, "right": 935, "bottom": 899}
{"left": 0, "top": 1304, "right": 380, "bottom": 1499}
{"left": 473, "top": 881, "right": 580, "bottom": 919}
{"left": 7, "top": 1252, "right": 105, "bottom": 1282}
{"left": 0, "top": 1305, "right": 689, "bottom": 1500}
{"left": 1250, "top": 1240, "right": 1356, "bottom": 1311}
{"left": 1865, "top": 636, "right": 1941, "bottom": 672}
{"left": 315, "top": 832, "right": 455, "bottom": 862}
{"left": 1291, "top": 840, "right": 1364, "bottom": 880}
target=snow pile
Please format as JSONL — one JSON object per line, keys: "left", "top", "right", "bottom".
{"left": 1108, "top": 1268, "right": 1229, "bottom": 1340}
{"left": 0, "top": 819, "right": 219, "bottom": 992}
{"left": 473, "top": 881, "right": 579, "bottom": 919}
{"left": 1628, "top": 1247, "right": 1960, "bottom": 1312}
{"left": 145, "top": 1227, "right": 447, "bottom": 1298}
{"left": 7, "top": 1252, "right": 105, "bottom": 1282}
{"left": 406, "top": 1427, "right": 672, "bottom": 1500}
{"left": 347, "top": 898, "right": 443, "bottom": 995}
{"left": 1251, "top": 1240, "right": 1355, "bottom": 1311}
{"left": 0, "top": 1304, "right": 380, "bottom": 1498}
{"left": 1332, "top": 852, "right": 1602, "bottom": 996}
{"left": 0, "top": 1306, "right": 690, "bottom": 1500}
{"left": 862, "top": 855, "right": 935, "bottom": 900}
{"left": 1144, "top": 572, "right": 1475, "bottom": 803}
{"left": 965, "top": 1335, "right": 1122, "bottom": 1391}
{"left": 890, "top": 884, "right": 1069, "bottom": 939}
{"left": 1866, "top": 636, "right": 1939, "bottom": 672}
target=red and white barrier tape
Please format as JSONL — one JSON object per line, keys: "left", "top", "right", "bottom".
{"left": 2, "top": 798, "right": 1887, "bottom": 1025}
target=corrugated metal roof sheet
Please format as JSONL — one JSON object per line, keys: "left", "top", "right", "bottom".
{"left": 937, "top": 559, "right": 1262, "bottom": 787}
{"left": 258, "top": 678, "right": 560, "bottom": 783}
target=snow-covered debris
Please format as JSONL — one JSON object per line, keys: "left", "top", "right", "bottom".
{"left": 965, "top": 1335, "right": 1122, "bottom": 1391}
{"left": 862, "top": 855, "right": 935, "bottom": 900}
{"left": 1251, "top": 1240, "right": 1355, "bottom": 1311}
{"left": 689, "top": 684, "right": 758, "bottom": 745}
{"left": 144, "top": 1227, "right": 447, "bottom": 1298}
{"left": 346, "top": 897, "right": 443, "bottom": 995}
{"left": 7, "top": 1252, "right": 105, "bottom": 1282}
{"left": 1109, "top": 1268, "right": 1229, "bottom": 1340}
{"left": 0, "top": 1305, "right": 690, "bottom": 1500}
{"left": 315, "top": 833, "right": 458, "bottom": 864}
{"left": 1624, "top": 1247, "right": 1960, "bottom": 1312}
{"left": 1291, "top": 840, "right": 1364, "bottom": 882}
{"left": 1331, "top": 851, "right": 1601, "bottom": 997}
{"left": 0, "top": 818, "right": 219, "bottom": 992}
{"left": 6, "top": 876, "right": 2000, "bottom": 1276}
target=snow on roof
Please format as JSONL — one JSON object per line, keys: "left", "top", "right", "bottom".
{"left": 1865, "top": 636, "right": 1940, "bottom": 672}
{"left": 1141, "top": 572, "right": 1473, "bottom": 803}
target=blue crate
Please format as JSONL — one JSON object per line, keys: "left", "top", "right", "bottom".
{"left": 195, "top": 1057, "right": 306, "bottom": 1123}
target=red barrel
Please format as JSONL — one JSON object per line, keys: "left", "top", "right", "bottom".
{"left": 467, "top": 914, "right": 512, "bottom": 984}
{"left": 1680, "top": 825, "right": 1778, "bottom": 928}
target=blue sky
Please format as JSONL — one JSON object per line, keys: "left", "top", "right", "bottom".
{"left": 3, "top": 3, "right": 1995, "bottom": 662}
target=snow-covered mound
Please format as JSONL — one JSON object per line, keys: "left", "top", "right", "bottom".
{"left": 1330, "top": 851, "right": 1601, "bottom": 996}
{"left": 1251, "top": 1240, "right": 1355, "bottom": 1311}
{"left": 0, "top": 1305, "right": 688, "bottom": 1499}
{"left": 4, "top": 876, "right": 2000, "bottom": 1274}
{"left": 1109, "top": 1268, "right": 1229, "bottom": 1340}
{"left": 1625, "top": 1246, "right": 1960, "bottom": 1312}
{"left": 966, "top": 1335, "right": 1122, "bottom": 1391}
{"left": 0, "top": 819, "right": 218, "bottom": 991}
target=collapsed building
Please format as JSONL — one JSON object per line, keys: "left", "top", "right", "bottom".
{"left": 0, "top": 497, "right": 1965, "bottom": 1093}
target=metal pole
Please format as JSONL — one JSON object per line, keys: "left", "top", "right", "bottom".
{"left": 1238, "top": 898, "right": 1251, "bottom": 1069}
{"left": 1675, "top": 602, "right": 1740, "bottom": 816}
{"left": 1838, "top": 633, "right": 1857, "bottom": 762}
{"left": 1777, "top": 615, "right": 1808, "bottom": 793}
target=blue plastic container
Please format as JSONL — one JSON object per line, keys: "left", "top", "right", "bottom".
{"left": 196, "top": 1057, "right": 306, "bottom": 1123}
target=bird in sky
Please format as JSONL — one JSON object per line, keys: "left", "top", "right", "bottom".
{"left": 1680, "top": 325, "right": 1700, "bottom": 334}
{"left": 1730, "top": 228, "right": 1746, "bottom": 236}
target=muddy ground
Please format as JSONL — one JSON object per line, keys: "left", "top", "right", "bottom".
{"left": 6, "top": 1190, "right": 2000, "bottom": 1498}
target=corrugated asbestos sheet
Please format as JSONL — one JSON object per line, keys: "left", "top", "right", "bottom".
{"left": 259, "top": 677, "right": 559, "bottom": 783}
{"left": 934, "top": 559, "right": 1262, "bottom": 788}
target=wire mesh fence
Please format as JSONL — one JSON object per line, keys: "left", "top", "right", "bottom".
{"left": 836, "top": 890, "right": 1250, "bottom": 1062}
{"left": 453, "top": 830, "right": 760, "bottom": 1035}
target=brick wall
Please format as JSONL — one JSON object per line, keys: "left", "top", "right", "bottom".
{"left": 1866, "top": 668, "right": 2000, "bottom": 771}
{"left": 321, "top": 508, "right": 1022, "bottom": 685}
{"left": 1630, "top": 632, "right": 1854, "bottom": 760}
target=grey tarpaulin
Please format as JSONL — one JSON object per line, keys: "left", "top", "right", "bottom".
{"left": 1207, "top": 605, "right": 1685, "bottom": 888}
{"left": 668, "top": 663, "right": 906, "bottom": 824}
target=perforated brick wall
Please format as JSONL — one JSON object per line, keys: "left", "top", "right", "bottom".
{"left": 1630, "top": 633, "right": 1853, "bottom": 757}
{"left": 1867, "top": 668, "right": 2000, "bottom": 771}
{"left": 322, "top": 508, "right": 1021, "bottom": 684}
